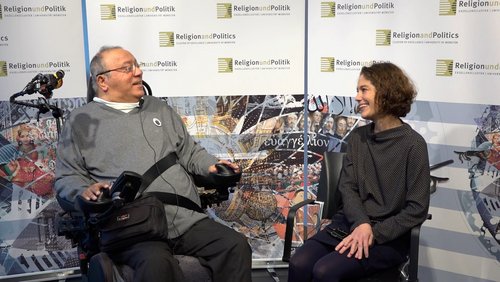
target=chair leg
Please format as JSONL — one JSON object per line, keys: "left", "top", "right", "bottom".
{"left": 407, "top": 224, "right": 422, "bottom": 282}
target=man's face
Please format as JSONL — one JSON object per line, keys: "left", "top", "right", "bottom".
{"left": 287, "top": 115, "right": 297, "bottom": 125}
{"left": 98, "top": 48, "right": 144, "bottom": 102}
{"left": 336, "top": 119, "right": 347, "bottom": 136}
{"left": 325, "top": 118, "right": 334, "bottom": 130}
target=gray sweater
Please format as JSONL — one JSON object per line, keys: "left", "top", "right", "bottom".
{"left": 55, "top": 95, "right": 218, "bottom": 238}
{"left": 340, "top": 122, "right": 430, "bottom": 244}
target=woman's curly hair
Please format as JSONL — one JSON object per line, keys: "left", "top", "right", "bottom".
{"left": 360, "top": 62, "right": 417, "bottom": 117}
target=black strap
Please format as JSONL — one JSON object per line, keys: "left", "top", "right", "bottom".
{"left": 139, "top": 152, "right": 177, "bottom": 194}
{"left": 146, "top": 192, "right": 203, "bottom": 213}
{"left": 139, "top": 152, "right": 204, "bottom": 213}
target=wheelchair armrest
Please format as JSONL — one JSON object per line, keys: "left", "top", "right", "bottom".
{"left": 56, "top": 193, "right": 113, "bottom": 215}
{"left": 194, "top": 163, "right": 242, "bottom": 208}
{"left": 193, "top": 163, "right": 242, "bottom": 190}
{"left": 56, "top": 194, "right": 78, "bottom": 213}
{"left": 430, "top": 175, "right": 449, "bottom": 182}
{"left": 429, "top": 159, "right": 453, "bottom": 171}
{"left": 75, "top": 195, "right": 113, "bottom": 215}
{"left": 282, "top": 199, "right": 316, "bottom": 262}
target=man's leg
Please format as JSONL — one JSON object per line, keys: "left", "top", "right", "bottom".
{"left": 172, "top": 217, "right": 252, "bottom": 282}
{"left": 108, "top": 240, "right": 184, "bottom": 282}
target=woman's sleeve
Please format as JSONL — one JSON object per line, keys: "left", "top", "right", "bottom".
{"left": 372, "top": 137, "right": 430, "bottom": 244}
{"left": 339, "top": 138, "right": 371, "bottom": 229}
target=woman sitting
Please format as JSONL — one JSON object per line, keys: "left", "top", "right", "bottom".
{"left": 288, "top": 62, "right": 430, "bottom": 282}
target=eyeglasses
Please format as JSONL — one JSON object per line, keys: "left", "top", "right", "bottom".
{"left": 96, "top": 62, "right": 140, "bottom": 76}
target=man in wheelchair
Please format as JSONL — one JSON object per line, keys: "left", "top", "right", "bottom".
{"left": 54, "top": 46, "right": 252, "bottom": 282}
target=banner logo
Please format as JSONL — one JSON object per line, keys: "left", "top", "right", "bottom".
{"left": 174, "top": 32, "right": 236, "bottom": 45}
{"left": 139, "top": 60, "right": 178, "bottom": 72}
{"left": 335, "top": 2, "right": 395, "bottom": 15}
{"left": 230, "top": 4, "right": 292, "bottom": 17}
{"left": 436, "top": 59, "right": 454, "bottom": 76}
{"left": 321, "top": 2, "right": 336, "bottom": 17}
{"left": 321, "top": 57, "right": 335, "bottom": 72}
{"left": 439, "top": 0, "right": 457, "bottom": 15}
{"left": 101, "top": 4, "right": 117, "bottom": 20}
{"left": 0, "top": 61, "right": 8, "bottom": 77}
{"left": 218, "top": 58, "right": 233, "bottom": 73}
{"left": 159, "top": 32, "right": 175, "bottom": 47}
{"left": 439, "top": 0, "right": 499, "bottom": 15}
{"left": 217, "top": 3, "right": 232, "bottom": 18}
{"left": 377, "top": 29, "right": 459, "bottom": 45}
{"left": 376, "top": 29, "right": 391, "bottom": 46}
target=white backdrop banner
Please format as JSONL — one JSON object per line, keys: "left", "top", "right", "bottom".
{"left": 0, "top": 0, "right": 498, "bottom": 281}
{"left": 85, "top": 0, "right": 305, "bottom": 96}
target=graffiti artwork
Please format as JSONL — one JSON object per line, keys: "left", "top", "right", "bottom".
{"left": 454, "top": 105, "right": 500, "bottom": 260}
{"left": 0, "top": 94, "right": 366, "bottom": 275}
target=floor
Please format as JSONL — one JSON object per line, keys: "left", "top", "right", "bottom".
{"left": 1, "top": 267, "right": 289, "bottom": 282}
{"left": 253, "top": 267, "right": 289, "bottom": 281}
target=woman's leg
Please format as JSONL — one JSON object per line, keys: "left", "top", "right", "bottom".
{"left": 311, "top": 233, "right": 410, "bottom": 281}
{"left": 288, "top": 239, "right": 333, "bottom": 282}
{"left": 311, "top": 249, "right": 364, "bottom": 282}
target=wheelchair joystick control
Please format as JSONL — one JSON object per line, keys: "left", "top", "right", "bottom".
{"left": 213, "top": 163, "right": 241, "bottom": 186}
{"left": 75, "top": 171, "right": 142, "bottom": 214}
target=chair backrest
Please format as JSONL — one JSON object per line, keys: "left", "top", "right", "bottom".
{"left": 86, "top": 76, "right": 153, "bottom": 103}
{"left": 317, "top": 151, "right": 346, "bottom": 219}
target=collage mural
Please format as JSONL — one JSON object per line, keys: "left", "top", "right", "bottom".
{"left": 452, "top": 105, "right": 500, "bottom": 258}
{"left": 0, "top": 93, "right": 365, "bottom": 275}
{"left": 1, "top": 93, "right": 498, "bottom": 277}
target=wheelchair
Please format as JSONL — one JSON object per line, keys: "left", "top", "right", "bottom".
{"left": 56, "top": 164, "right": 241, "bottom": 282}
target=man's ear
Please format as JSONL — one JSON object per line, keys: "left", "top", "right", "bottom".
{"left": 97, "top": 75, "right": 108, "bottom": 93}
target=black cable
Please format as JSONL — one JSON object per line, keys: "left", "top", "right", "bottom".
{"left": 138, "top": 102, "right": 182, "bottom": 238}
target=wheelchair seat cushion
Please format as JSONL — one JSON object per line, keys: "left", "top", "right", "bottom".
{"left": 88, "top": 252, "right": 212, "bottom": 282}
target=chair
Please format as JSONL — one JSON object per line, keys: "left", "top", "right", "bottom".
{"left": 55, "top": 78, "right": 230, "bottom": 282}
{"left": 282, "top": 151, "right": 453, "bottom": 282}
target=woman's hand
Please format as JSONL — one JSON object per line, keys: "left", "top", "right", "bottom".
{"left": 335, "top": 223, "right": 373, "bottom": 259}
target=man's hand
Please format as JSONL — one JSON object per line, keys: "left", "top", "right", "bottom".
{"left": 81, "top": 182, "right": 111, "bottom": 201}
{"left": 334, "top": 223, "right": 374, "bottom": 259}
{"left": 209, "top": 160, "right": 240, "bottom": 174}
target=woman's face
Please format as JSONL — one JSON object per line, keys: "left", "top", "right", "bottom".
{"left": 492, "top": 134, "right": 500, "bottom": 146}
{"left": 312, "top": 112, "right": 322, "bottom": 123}
{"left": 355, "top": 74, "right": 378, "bottom": 120}
{"left": 18, "top": 130, "right": 32, "bottom": 146}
